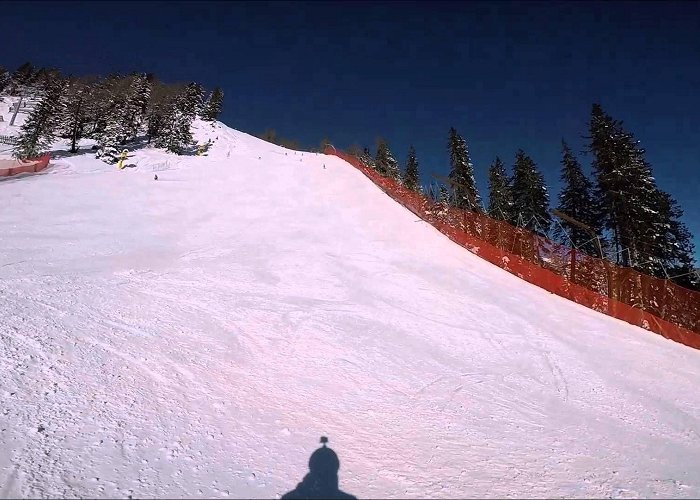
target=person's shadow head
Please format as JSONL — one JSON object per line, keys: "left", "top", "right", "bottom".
{"left": 282, "top": 436, "right": 356, "bottom": 500}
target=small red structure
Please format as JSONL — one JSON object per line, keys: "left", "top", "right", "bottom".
{"left": 0, "top": 154, "right": 51, "bottom": 177}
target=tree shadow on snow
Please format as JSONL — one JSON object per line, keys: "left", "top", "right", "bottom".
{"left": 282, "top": 437, "right": 357, "bottom": 500}
{"left": 48, "top": 134, "right": 152, "bottom": 160}
{"left": 47, "top": 148, "right": 85, "bottom": 159}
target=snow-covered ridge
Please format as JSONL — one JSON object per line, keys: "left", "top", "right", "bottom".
{"left": 2, "top": 112, "right": 700, "bottom": 499}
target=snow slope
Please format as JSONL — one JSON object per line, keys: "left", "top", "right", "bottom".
{"left": 2, "top": 117, "right": 700, "bottom": 499}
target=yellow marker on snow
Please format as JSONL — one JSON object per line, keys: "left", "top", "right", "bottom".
{"left": 117, "top": 149, "right": 128, "bottom": 169}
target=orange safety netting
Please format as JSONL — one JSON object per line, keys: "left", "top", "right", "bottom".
{"left": 325, "top": 147, "right": 700, "bottom": 350}
{"left": 0, "top": 153, "right": 51, "bottom": 177}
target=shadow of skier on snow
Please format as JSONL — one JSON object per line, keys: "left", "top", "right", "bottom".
{"left": 282, "top": 436, "right": 357, "bottom": 500}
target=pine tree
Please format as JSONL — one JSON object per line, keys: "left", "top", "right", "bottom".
{"left": 374, "top": 140, "right": 387, "bottom": 174}
{"left": 374, "top": 138, "right": 399, "bottom": 179}
{"left": 83, "top": 74, "right": 119, "bottom": 138}
{"left": 9, "top": 62, "right": 35, "bottom": 94}
{"left": 166, "top": 107, "right": 194, "bottom": 155}
{"left": 359, "top": 147, "right": 375, "bottom": 169}
{"left": 437, "top": 184, "right": 452, "bottom": 218}
{"left": 511, "top": 150, "right": 551, "bottom": 234}
{"left": 403, "top": 145, "right": 420, "bottom": 191}
{"left": 33, "top": 68, "right": 62, "bottom": 93}
{"left": 95, "top": 97, "right": 127, "bottom": 163}
{"left": 94, "top": 75, "right": 133, "bottom": 163}
{"left": 93, "top": 73, "right": 151, "bottom": 160}
{"left": 201, "top": 87, "right": 223, "bottom": 121}
{"left": 60, "top": 76, "right": 99, "bottom": 153}
{"left": 447, "top": 127, "right": 481, "bottom": 211}
{"left": 96, "top": 119, "right": 124, "bottom": 163}
{"left": 96, "top": 73, "right": 150, "bottom": 147}
{"left": 146, "top": 111, "right": 165, "bottom": 144}
{"left": 555, "top": 141, "right": 603, "bottom": 256}
{"left": 13, "top": 77, "right": 65, "bottom": 159}
{"left": 487, "top": 156, "right": 513, "bottom": 221}
{"left": 653, "top": 190, "right": 698, "bottom": 290}
{"left": 590, "top": 103, "right": 649, "bottom": 267}
{"left": 154, "top": 88, "right": 194, "bottom": 155}
{"left": 146, "top": 81, "right": 175, "bottom": 144}
{"left": 587, "top": 103, "right": 696, "bottom": 278}
{"left": 183, "top": 82, "right": 204, "bottom": 119}
{"left": 122, "top": 73, "right": 151, "bottom": 141}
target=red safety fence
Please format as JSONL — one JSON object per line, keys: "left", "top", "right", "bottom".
{"left": 324, "top": 147, "right": 700, "bottom": 350}
{"left": 0, "top": 153, "right": 51, "bottom": 177}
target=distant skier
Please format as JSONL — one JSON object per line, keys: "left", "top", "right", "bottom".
{"left": 154, "top": 174, "right": 158, "bottom": 181}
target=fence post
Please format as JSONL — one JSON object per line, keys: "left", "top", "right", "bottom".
{"left": 604, "top": 259, "right": 613, "bottom": 315}
{"left": 570, "top": 247, "right": 577, "bottom": 283}
{"left": 661, "top": 278, "right": 669, "bottom": 321}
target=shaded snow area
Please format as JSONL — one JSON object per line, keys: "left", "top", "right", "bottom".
{"left": 2, "top": 118, "right": 700, "bottom": 499}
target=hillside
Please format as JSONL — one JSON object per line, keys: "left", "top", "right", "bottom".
{"left": 1, "top": 108, "right": 700, "bottom": 499}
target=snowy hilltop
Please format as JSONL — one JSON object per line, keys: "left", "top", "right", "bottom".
{"left": 2, "top": 106, "right": 700, "bottom": 499}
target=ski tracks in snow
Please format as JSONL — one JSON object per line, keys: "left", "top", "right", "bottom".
{"left": 2, "top": 121, "right": 700, "bottom": 498}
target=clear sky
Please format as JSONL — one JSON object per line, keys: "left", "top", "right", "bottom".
{"left": 4, "top": 0, "right": 699, "bottom": 255}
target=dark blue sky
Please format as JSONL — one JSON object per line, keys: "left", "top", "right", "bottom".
{"left": 5, "top": 1, "right": 699, "bottom": 254}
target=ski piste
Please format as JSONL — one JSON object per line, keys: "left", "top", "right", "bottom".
{"left": 1, "top": 98, "right": 700, "bottom": 498}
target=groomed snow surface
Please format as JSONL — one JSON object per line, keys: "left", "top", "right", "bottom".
{"left": 2, "top": 110, "right": 700, "bottom": 499}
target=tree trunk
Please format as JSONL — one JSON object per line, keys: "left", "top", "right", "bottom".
{"left": 70, "top": 124, "right": 78, "bottom": 153}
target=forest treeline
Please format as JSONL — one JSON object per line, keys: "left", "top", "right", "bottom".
{"left": 0, "top": 61, "right": 223, "bottom": 162}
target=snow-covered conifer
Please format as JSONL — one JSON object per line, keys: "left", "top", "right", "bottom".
{"left": 447, "top": 127, "right": 481, "bottom": 211}
{"left": 403, "top": 145, "right": 420, "bottom": 191}
{"left": 511, "top": 150, "right": 551, "bottom": 234}
{"left": 487, "top": 156, "right": 513, "bottom": 222}
{"left": 375, "top": 139, "right": 399, "bottom": 180}
{"left": 13, "top": 77, "right": 65, "bottom": 159}
{"left": 201, "top": 87, "right": 223, "bottom": 121}
{"left": 554, "top": 141, "right": 604, "bottom": 255}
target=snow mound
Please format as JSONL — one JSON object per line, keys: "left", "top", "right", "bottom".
{"left": 2, "top": 118, "right": 700, "bottom": 499}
